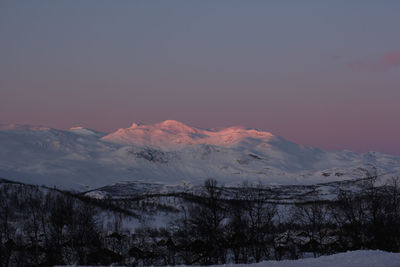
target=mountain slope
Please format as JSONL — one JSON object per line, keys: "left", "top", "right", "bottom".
{"left": 0, "top": 121, "right": 399, "bottom": 190}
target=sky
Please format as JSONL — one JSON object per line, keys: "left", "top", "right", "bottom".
{"left": 1, "top": 1, "right": 400, "bottom": 154}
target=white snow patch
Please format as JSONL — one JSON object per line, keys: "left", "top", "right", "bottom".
{"left": 54, "top": 250, "right": 400, "bottom": 267}
{"left": 203, "top": 250, "right": 400, "bottom": 267}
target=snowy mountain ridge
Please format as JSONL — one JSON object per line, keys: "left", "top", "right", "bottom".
{"left": 0, "top": 120, "right": 399, "bottom": 190}
{"left": 102, "top": 119, "right": 276, "bottom": 150}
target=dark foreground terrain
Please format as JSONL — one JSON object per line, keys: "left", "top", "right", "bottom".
{"left": 1, "top": 176, "right": 400, "bottom": 266}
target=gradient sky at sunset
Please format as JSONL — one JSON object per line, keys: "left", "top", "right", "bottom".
{"left": 1, "top": 1, "right": 400, "bottom": 154}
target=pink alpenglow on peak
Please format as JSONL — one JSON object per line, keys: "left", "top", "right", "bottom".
{"left": 101, "top": 120, "right": 276, "bottom": 150}
{"left": 129, "top": 122, "right": 143, "bottom": 128}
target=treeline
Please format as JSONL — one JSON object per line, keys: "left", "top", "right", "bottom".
{"left": 0, "top": 183, "right": 126, "bottom": 266}
{"left": 1, "top": 177, "right": 400, "bottom": 266}
{"left": 127, "top": 178, "right": 400, "bottom": 266}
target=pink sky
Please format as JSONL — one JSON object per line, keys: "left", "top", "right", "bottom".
{"left": 1, "top": 1, "right": 400, "bottom": 154}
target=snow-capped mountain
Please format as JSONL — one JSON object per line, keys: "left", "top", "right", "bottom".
{"left": 102, "top": 120, "right": 276, "bottom": 149}
{"left": 0, "top": 120, "right": 399, "bottom": 190}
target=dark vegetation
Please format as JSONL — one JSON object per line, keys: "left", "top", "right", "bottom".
{"left": 1, "top": 177, "right": 400, "bottom": 266}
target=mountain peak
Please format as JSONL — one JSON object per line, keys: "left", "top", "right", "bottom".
{"left": 101, "top": 120, "right": 277, "bottom": 149}
{"left": 156, "top": 120, "right": 196, "bottom": 132}
{"left": 161, "top": 119, "right": 184, "bottom": 125}
{"left": 130, "top": 122, "right": 143, "bottom": 128}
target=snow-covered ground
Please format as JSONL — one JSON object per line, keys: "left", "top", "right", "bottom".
{"left": 1, "top": 120, "right": 400, "bottom": 190}
{"left": 54, "top": 250, "right": 400, "bottom": 267}
{"left": 205, "top": 250, "right": 400, "bottom": 267}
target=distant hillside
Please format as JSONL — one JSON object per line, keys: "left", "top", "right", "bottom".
{"left": 0, "top": 120, "right": 399, "bottom": 190}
